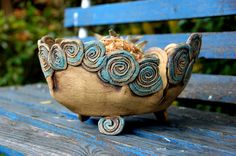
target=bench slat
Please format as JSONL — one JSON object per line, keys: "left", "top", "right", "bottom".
{"left": 80, "top": 32, "right": 236, "bottom": 59}
{"left": 64, "top": 0, "right": 236, "bottom": 27}
{"left": 179, "top": 74, "right": 236, "bottom": 104}
{"left": 0, "top": 85, "right": 235, "bottom": 155}
{"left": 0, "top": 88, "right": 78, "bottom": 120}
{"left": 0, "top": 117, "right": 119, "bottom": 156}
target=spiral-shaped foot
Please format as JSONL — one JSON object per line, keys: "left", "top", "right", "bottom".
{"left": 98, "top": 116, "right": 125, "bottom": 135}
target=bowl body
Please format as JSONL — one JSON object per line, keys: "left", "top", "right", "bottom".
{"left": 48, "top": 66, "right": 169, "bottom": 116}
{"left": 38, "top": 33, "right": 202, "bottom": 117}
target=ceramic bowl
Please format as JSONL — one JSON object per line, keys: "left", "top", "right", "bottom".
{"left": 38, "top": 31, "right": 202, "bottom": 135}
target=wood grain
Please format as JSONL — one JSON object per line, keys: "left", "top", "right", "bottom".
{"left": 0, "top": 117, "right": 117, "bottom": 156}
{"left": 178, "top": 74, "right": 236, "bottom": 104}
{"left": 0, "top": 84, "right": 235, "bottom": 155}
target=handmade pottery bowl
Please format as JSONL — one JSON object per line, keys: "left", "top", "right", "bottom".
{"left": 38, "top": 30, "right": 202, "bottom": 135}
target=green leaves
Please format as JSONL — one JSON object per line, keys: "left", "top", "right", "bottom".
{"left": 0, "top": 2, "right": 72, "bottom": 86}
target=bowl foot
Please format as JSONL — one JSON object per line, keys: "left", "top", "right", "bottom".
{"left": 98, "top": 116, "right": 125, "bottom": 135}
{"left": 78, "top": 114, "right": 90, "bottom": 122}
{"left": 154, "top": 109, "right": 168, "bottom": 122}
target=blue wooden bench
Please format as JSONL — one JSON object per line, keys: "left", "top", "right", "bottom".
{"left": 0, "top": 0, "right": 236, "bottom": 155}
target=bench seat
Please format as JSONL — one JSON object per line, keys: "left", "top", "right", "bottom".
{"left": 0, "top": 84, "right": 235, "bottom": 155}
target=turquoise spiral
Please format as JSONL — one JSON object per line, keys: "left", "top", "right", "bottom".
{"left": 129, "top": 56, "right": 163, "bottom": 96}
{"left": 167, "top": 44, "right": 191, "bottom": 85}
{"left": 82, "top": 41, "right": 106, "bottom": 72}
{"left": 38, "top": 44, "right": 53, "bottom": 78}
{"left": 98, "top": 117, "right": 125, "bottom": 135}
{"left": 61, "top": 39, "right": 84, "bottom": 66}
{"left": 98, "top": 50, "right": 140, "bottom": 86}
{"left": 183, "top": 60, "right": 194, "bottom": 85}
{"left": 48, "top": 44, "right": 67, "bottom": 70}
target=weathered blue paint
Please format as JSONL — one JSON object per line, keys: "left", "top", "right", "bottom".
{"left": 129, "top": 56, "right": 163, "bottom": 96}
{"left": 77, "top": 32, "right": 236, "bottom": 59}
{"left": 178, "top": 74, "right": 236, "bottom": 104}
{"left": 98, "top": 50, "right": 140, "bottom": 86}
{"left": 132, "top": 129, "right": 236, "bottom": 155}
{"left": 64, "top": 0, "right": 236, "bottom": 27}
{"left": 0, "top": 100, "right": 236, "bottom": 155}
{"left": 0, "top": 145, "right": 24, "bottom": 156}
{"left": 0, "top": 85, "right": 215, "bottom": 155}
{"left": 0, "top": 108, "right": 156, "bottom": 156}
{"left": 82, "top": 41, "right": 106, "bottom": 71}
{"left": 0, "top": 92, "right": 78, "bottom": 120}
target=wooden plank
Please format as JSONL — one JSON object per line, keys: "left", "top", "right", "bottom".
{"left": 0, "top": 117, "right": 119, "bottom": 156}
{"left": 179, "top": 74, "right": 236, "bottom": 104}
{"left": 79, "top": 32, "right": 236, "bottom": 59}
{"left": 64, "top": 0, "right": 236, "bottom": 27}
{"left": 0, "top": 91, "right": 162, "bottom": 155}
{"left": 0, "top": 84, "right": 78, "bottom": 120}
{"left": 0, "top": 145, "right": 23, "bottom": 156}
{"left": 0, "top": 109, "right": 171, "bottom": 155}
{"left": 0, "top": 104, "right": 235, "bottom": 155}
{"left": 0, "top": 85, "right": 236, "bottom": 155}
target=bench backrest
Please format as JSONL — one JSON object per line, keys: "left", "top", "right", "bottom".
{"left": 64, "top": 0, "right": 236, "bottom": 104}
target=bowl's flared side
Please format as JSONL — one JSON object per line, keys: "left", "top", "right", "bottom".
{"left": 47, "top": 66, "right": 170, "bottom": 116}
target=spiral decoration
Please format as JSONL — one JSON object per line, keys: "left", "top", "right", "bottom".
{"left": 41, "top": 36, "right": 55, "bottom": 47}
{"left": 98, "top": 116, "right": 125, "bottom": 135}
{"left": 38, "top": 33, "right": 200, "bottom": 95}
{"left": 98, "top": 50, "right": 140, "bottom": 86}
{"left": 129, "top": 56, "right": 163, "bottom": 96}
{"left": 183, "top": 60, "right": 194, "bottom": 85}
{"left": 38, "top": 44, "right": 53, "bottom": 78}
{"left": 61, "top": 39, "right": 84, "bottom": 66}
{"left": 48, "top": 44, "right": 67, "bottom": 70}
{"left": 82, "top": 41, "right": 106, "bottom": 72}
{"left": 167, "top": 44, "right": 191, "bottom": 85}
{"left": 186, "top": 33, "right": 202, "bottom": 60}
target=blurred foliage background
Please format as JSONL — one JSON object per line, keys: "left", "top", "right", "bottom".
{"left": 0, "top": 0, "right": 235, "bottom": 115}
